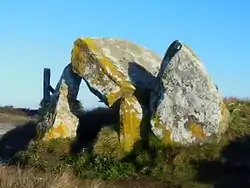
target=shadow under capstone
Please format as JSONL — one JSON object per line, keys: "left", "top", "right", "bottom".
{"left": 70, "top": 106, "right": 120, "bottom": 154}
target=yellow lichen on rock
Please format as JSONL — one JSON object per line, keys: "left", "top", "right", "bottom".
{"left": 71, "top": 38, "right": 136, "bottom": 107}
{"left": 105, "top": 91, "right": 123, "bottom": 107}
{"left": 150, "top": 114, "right": 174, "bottom": 145}
{"left": 151, "top": 114, "right": 173, "bottom": 144}
{"left": 119, "top": 96, "right": 142, "bottom": 152}
{"left": 43, "top": 122, "right": 69, "bottom": 141}
{"left": 80, "top": 38, "right": 135, "bottom": 91}
{"left": 71, "top": 40, "right": 88, "bottom": 76}
{"left": 188, "top": 123, "right": 206, "bottom": 139}
{"left": 162, "top": 129, "right": 173, "bottom": 146}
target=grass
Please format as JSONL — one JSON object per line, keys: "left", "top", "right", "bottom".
{"left": 0, "top": 164, "right": 115, "bottom": 188}
{"left": 0, "top": 97, "right": 250, "bottom": 187}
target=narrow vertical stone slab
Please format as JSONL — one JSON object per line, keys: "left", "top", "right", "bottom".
{"left": 150, "top": 40, "right": 230, "bottom": 145}
{"left": 37, "top": 64, "right": 82, "bottom": 140}
{"left": 119, "top": 95, "right": 143, "bottom": 152}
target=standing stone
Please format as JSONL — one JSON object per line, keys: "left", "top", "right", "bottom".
{"left": 119, "top": 95, "right": 143, "bottom": 152}
{"left": 37, "top": 64, "right": 82, "bottom": 140}
{"left": 150, "top": 40, "right": 230, "bottom": 146}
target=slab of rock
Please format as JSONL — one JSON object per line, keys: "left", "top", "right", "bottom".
{"left": 71, "top": 37, "right": 162, "bottom": 152}
{"left": 150, "top": 40, "right": 230, "bottom": 145}
{"left": 71, "top": 37, "right": 162, "bottom": 107}
{"left": 119, "top": 95, "right": 142, "bottom": 152}
{"left": 37, "top": 64, "right": 82, "bottom": 140}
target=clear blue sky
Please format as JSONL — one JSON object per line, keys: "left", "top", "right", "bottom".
{"left": 0, "top": 1, "right": 249, "bottom": 109}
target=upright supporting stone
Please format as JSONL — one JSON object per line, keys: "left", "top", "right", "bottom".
{"left": 119, "top": 96, "right": 143, "bottom": 152}
{"left": 37, "top": 64, "right": 82, "bottom": 140}
{"left": 150, "top": 40, "right": 230, "bottom": 146}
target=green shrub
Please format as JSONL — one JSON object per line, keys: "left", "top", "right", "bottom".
{"left": 17, "top": 138, "right": 73, "bottom": 172}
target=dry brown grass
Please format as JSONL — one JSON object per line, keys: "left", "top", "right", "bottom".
{"left": 0, "top": 164, "right": 111, "bottom": 188}
{"left": 0, "top": 164, "right": 166, "bottom": 188}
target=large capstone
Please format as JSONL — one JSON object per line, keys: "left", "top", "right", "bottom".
{"left": 71, "top": 37, "right": 162, "bottom": 152}
{"left": 150, "top": 40, "right": 230, "bottom": 146}
{"left": 71, "top": 38, "right": 162, "bottom": 106}
{"left": 37, "top": 64, "right": 82, "bottom": 140}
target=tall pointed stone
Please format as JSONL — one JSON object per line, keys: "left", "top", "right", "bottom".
{"left": 37, "top": 64, "right": 82, "bottom": 140}
{"left": 150, "top": 40, "right": 230, "bottom": 145}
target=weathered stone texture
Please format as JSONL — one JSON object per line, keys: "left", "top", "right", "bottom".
{"left": 119, "top": 95, "right": 143, "bottom": 152}
{"left": 38, "top": 38, "right": 230, "bottom": 153}
{"left": 37, "top": 64, "right": 82, "bottom": 140}
{"left": 150, "top": 40, "right": 229, "bottom": 145}
{"left": 70, "top": 37, "right": 162, "bottom": 151}
{"left": 71, "top": 38, "right": 162, "bottom": 107}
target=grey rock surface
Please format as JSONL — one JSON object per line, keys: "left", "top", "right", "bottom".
{"left": 36, "top": 64, "right": 82, "bottom": 140}
{"left": 150, "top": 40, "right": 229, "bottom": 145}
{"left": 71, "top": 37, "right": 162, "bottom": 107}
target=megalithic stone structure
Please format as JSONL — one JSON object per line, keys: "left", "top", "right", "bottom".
{"left": 37, "top": 38, "right": 230, "bottom": 153}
